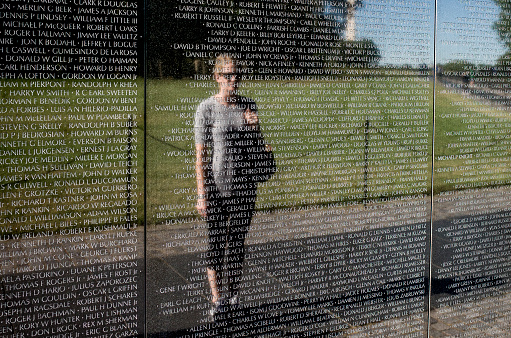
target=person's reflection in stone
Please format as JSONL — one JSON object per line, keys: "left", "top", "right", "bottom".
{"left": 194, "top": 54, "right": 259, "bottom": 322}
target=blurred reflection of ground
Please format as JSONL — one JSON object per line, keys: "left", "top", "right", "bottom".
{"left": 147, "top": 187, "right": 511, "bottom": 336}
{"left": 2, "top": 187, "right": 510, "bottom": 336}
{"left": 148, "top": 194, "right": 432, "bottom": 336}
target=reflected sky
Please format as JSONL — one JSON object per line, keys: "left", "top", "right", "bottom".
{"left": 436, "top": 0, "right": 505, "bottom": 65}
{"left": 351, "top": 0, "right": 506, "bottom": 66}
{"left": 354, "top": 0, "right": 435, "bottom": 66}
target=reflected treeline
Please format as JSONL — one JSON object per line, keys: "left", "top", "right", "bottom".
{"left": 494, "top": 0, "right": 511, "bottom": 63}
{"left": 147, "top": 0, "right": 379, "bottom": 78}
{"left": 436, "top": 0, "right": 511, "bottom": 84}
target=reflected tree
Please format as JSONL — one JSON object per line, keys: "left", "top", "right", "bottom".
{"left": 147, "top": 0, "right": 375, "bottom": 78}
{"left": 147, "top": 0, "right": 209, "bottom": 78}
{"left": 493, "top": 0, "right": 511, "bottom": 66}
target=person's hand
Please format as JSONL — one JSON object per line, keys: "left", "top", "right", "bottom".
{"left": 196, "top": 197, "right": 207, "bottom": 217}
{"left": 244, "top": 108, "right": 258, "bottom": 127}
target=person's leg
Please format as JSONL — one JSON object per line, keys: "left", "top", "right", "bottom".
{"left": 206, "top": 190, "right": 228, "bottom": 304}
{"left": 206, "top": 267, "right": 221, "bottom": 303}
{"left": 225, "top": 194, "right": 256, "bottom": 301}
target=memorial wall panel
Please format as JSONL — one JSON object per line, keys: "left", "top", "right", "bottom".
{"left": 146, "top": 0, "right": 433, "bottom": 336}
{"left": 0, "top": 0, "right": 510, "bottom": 337}
{"left": 431, "top": 0, "right": 511, "bottom": 335}
{"left": 0, "top": 0, "right": 144, "bottom": 337}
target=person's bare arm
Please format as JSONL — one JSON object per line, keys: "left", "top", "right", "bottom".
{"left": 195, "top": 143, "right": 207, "bottom": 217}
{"left": 244, "top": 108, "right": 259, "bottom": 127}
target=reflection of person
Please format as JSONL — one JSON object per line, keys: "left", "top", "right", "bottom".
{"left": 194, "top": 54, "right": 259, "bottom": 321}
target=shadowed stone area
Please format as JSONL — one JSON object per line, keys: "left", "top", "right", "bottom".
{"left": 2, "top": 189, "right": 510, "bottom": 337}
{"left": 147, "top": 195, "right": 431, "bottom": 336}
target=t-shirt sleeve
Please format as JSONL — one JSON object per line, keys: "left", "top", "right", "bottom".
{"left": 194, "top": 101, "right": 209, "bottom": 145}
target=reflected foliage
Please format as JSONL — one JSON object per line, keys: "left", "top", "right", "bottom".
{"left": 330, "top": 39, "right": 380, "bottom": 67}
{"left": 494, "top": 0, "right": 511, "bottom": 66}
{"left": 147, "top": 0, "right": 209, "bottom": 78}
{"left": 147, "top": 0, "right": 373, "bottom": 78}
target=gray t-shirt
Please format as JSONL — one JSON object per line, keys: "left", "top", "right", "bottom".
{"left": 195, "top": 96, "right": 259, "bottom": 196}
